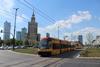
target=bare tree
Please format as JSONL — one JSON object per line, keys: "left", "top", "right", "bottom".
{"left": 86, "top": 32, "right": 94, "bottom": 47}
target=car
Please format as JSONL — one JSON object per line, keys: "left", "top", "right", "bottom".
{"left": 0, "top": 46, "right": 4, "bottom": 50}
{"left": 0, "top": 46, "right": 8, "bottom": 50}
{"left": 7, "top": 46, "right": 13, "bottom": 50}
{"left": 20, "top": 45, "right": 26, "bottom": 49}
{"left": 15, "top": 46, "right": 20, "bottom": 49}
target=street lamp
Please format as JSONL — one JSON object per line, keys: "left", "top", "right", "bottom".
{"left": 13, "top": 8, "right": 19, "bottom": 50}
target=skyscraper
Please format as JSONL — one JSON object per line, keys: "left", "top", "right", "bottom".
{"left": 3, "top": 21, "right": 11, "bottom": 40}
{"left": 78, "top": 35, "right": 83, "bottom": 44}
{"left": 21, "top": 27, "right": 27, "bottom": 41}
{"left": 28, "top": 12, "right": 38, "bottom": 45}
{"left": 16, "top": 31, "right": 21, "bottom": 40}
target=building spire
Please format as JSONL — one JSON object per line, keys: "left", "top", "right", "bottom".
{"left": 31, "top": 11, "right": 35, "bottom": 23}
{"left": 32, "top": 10, "right": 35, "bottom": 17}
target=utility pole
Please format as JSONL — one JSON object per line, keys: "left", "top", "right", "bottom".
{"left": 13, "top": 8, "right": 19, "bottom": 50}
{"left": 58, "top": 25, "right": 61, "bottom": 54}
{"left": 58, "top": 26, "right": 59, "bottom": 39}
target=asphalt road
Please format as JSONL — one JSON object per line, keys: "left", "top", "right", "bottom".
{"left": 49, "top": 58, "right": 100, "bottom": 67}
{"left": 0, "top": 50, "right": 51, "bottom": 67}
{"left": 47, "top": 49, "right": 100, "bottom": 67}
{"left": 0, "top": 50, "right": 100, "bottom": 67}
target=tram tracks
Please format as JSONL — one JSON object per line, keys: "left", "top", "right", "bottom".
{"left": 4, "top": 57, "right": 63, "bottom": 67}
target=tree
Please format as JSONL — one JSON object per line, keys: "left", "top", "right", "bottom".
{"left": 16, "top": 40, "right": 23, "bottom": 46}
{"left": 86, "top": 32, "right": 94, "bottom": 47}
{"left": 24, "top": 39, "right": 29, "bottom": 47}
{"left": 0, "top": 40, "right": 3, "bottom": 46}
{"left": 4, "top": 40, "right": 10, "bottom": 46}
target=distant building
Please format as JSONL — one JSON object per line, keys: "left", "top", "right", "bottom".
{"left": 96, "top": 36, "right": 100, "bottom": 39}
{"left": 21, "top": 27, "right": 27, "bottom": 41}
{"left": 28, "top": 11, "right": 40, "bottom": 45}
{"left": 92, "top": 35, "right": 100, "bottom": 47}
{"left": 37, "top": 34, "right": 40, "bottom": 41}
{"left": 16, "top": 31, "right": 21, "bottom": 40}
{"left": 78, "top": 35, "right": 83, "bottom": 44}
{"left": 3, "top": 21, "right": 11, "bottom": 40}
{"left": 46, "top": 33, "right": 50, "bottom": 37}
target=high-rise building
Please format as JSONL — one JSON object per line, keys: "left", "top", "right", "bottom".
{"left": 78, "top": 35, "right": 83, "bottom": 44}
{"left": 16, "top": 31, "right": 21, "bottom": 40}
{"left": 28, "top": 12, "right": 39, "bottom": 44}
{"left": 3, "top": 21, "right": 11, "bottom": 40}
{"left": 21, "top": 27, "right": 27, "bottom": 41}
{"left": 96, "top": 35, "right": 100, "bottom": 39}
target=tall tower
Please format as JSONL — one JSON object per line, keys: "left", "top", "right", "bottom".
{"left": 3, "top": 21, "right": 11, "bottom": 40}
{"left": 28, "top": 11, "right": 38, "bottom": 45}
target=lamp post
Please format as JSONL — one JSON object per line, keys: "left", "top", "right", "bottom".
{"left": 13, "top": 8, "right": 19, "bottom": 50}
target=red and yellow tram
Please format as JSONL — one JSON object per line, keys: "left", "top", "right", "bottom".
{"left": 38, "top": 37, "right": 82, "bottom": 56}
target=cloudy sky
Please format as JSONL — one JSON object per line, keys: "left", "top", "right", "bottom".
{"left": 0, "top": 0, "right": 100, "bottom": 42}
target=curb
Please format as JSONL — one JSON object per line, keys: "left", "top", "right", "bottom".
{"left": 77, "top": 57, "right": 100, "bottom": 59}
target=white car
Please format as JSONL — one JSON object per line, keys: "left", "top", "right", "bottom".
{"left": 0, "top": 46, "right": 8, "bottom": 50}
{"left": 0, "top": 46, "right": 4, "bottom": 50}
{"left": 7, "top": 46, "right": 13, "bottom": 50}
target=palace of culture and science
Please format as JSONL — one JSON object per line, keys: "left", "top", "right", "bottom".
{"left": 28, "top": 12, "right": 40, "bottom": 45}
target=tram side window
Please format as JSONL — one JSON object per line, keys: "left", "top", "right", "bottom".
{"left": 53, "top": 44, "right": 60, "bottom": 49}
{"left": 61, "top": 44, "right": 65, "bottom": 49}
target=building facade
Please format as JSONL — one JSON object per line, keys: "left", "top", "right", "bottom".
{"left": 3, "top": 21, "right": 11, "bottom": 40}
{"left": 78, "top": 35, "right": 83, "bottom": 44}
{"left": 16, "top": 31, "right": 21, "bottom": 40}
{"left": 28, "top": 12, "right": 40, "bottom": 45}
{"left": 92, "top": 35, "right": 100, "bottom": 47}
{"left": 21, "top": 27, "right": 27, "bottom": 41}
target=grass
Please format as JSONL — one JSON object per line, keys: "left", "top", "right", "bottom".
{"left": 80, "top": 48, "right": 100, "bottom": 57}
{"left": 14, "top": 47, "right": 38, "bottom": 54}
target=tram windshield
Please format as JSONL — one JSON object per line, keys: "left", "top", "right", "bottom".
{"left": 39, "top": 40, "right": 50, "bottom": 49}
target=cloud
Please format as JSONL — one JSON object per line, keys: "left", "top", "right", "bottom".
{"left": 64, "top": 27, "right": 100, "bottom": 36}
{"left": 63, "top": 27, "right": 100, "bottom": 42}
{"left": 0, "top": 0, "right": 29, "bottom": 23}
{"left": 16, "top": 14, "right": 30, "bottom": 22}
{"left": 0, "top": 0, "right": 14, "bottom": 12}
{"left": 39, "top": 11, "right": 92, "bottom": 33}
{"left": 0, "top": 0, "right": 14, "bottom": 20}
{"left": 79, "top": 27, "right": 100, "bottom": 35}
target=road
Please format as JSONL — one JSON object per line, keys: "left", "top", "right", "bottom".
{"left": 48, "top": 58, "right": 100, "bottom": 67}
{"left": 0, "top": 50, "right": 100, "bottom": 67}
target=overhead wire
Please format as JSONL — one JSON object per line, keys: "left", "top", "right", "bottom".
{"left": 18, "top": 0, "right": 66, "bottom": 39}
{"left": 18, "top": 0, "right": 55, "bottom": 23}
{"left": 0, "top": 8, "right": 28, "bottom": 28}
{"left": 24, "top": 0, "right": 56, "bottom": 23}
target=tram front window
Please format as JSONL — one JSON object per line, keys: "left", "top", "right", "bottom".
{"left": 39, "top": 40, "right": 50, "bottom": 49}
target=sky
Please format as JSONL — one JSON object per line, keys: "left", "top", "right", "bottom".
{"left": 0, "top": 0, "right": 100, "bottom": 43}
